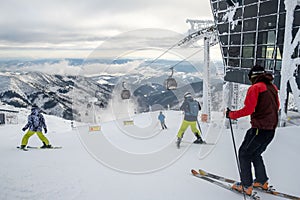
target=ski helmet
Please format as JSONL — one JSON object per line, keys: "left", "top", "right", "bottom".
{"left": 184, "top": 92, "right": 192, "bottom": 98}
{"left": 248, "top": 65, "right": 265, "bottom": 79}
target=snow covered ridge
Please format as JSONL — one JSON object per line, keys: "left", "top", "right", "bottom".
{"left": 0, "top": 70, "right": 224, "bottom": 123}
{"left": 0, "top": 58, "right": 225, "bottom": 122}
{"left": 0, "top": 71, "right": 113, "bottom": 121}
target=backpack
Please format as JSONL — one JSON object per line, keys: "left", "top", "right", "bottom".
{"left": 186, "top": 100, "right": 200, "bottom": 117}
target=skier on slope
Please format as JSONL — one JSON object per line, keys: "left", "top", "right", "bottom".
{"left": 176, "top": 92, "right": 205, "bottom": 148}
{"left": 226, "top": 65, "right": 280, "bottom": 195}
{"left": 158, "top": 111, "right": 168, "bottom": 130}
{"left": 20, "top": 105, "right": 52, "bottom": 149}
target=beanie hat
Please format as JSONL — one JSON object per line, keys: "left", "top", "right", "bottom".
{"left": 248, "top": 65, "right": 265, "bottom": 79}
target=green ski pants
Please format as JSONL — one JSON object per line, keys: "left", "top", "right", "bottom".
{"left": 21, "top": 130, "right": 50, "bottom": 146}
{"left": 177, "top": 120, "right": 201, "bottom": 138}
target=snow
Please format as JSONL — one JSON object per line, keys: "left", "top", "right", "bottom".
{"left": 0, "top": 107, "right": 299, "bottom": 200}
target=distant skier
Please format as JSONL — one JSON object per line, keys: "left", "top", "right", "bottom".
{"left": 158, "top": 111, "right": 168, "bottom": 130}
{"left": 176, "top": 92, "right": 205, "bottom": 148}
{"left": 20, "top": 105, "right": 52, "bottom": 149}
{"left": 226, "top": 65, "right": 280, "bottom": 195}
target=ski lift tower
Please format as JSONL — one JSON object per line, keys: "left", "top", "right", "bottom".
{"left": 179, "top": 19, "right": 217, "bottom": 122}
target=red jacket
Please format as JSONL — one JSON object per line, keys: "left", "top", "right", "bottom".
{"left": 229, "top": 74, "right": 280, "bottom": 130}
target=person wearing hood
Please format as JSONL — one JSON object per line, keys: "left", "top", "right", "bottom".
{"left": 226, "top": 65, "right": 280, "bottom": 195}
{"left": 176, "top": 92, "right": 205, "bottom": 148}
{"left": 20, "top": 105, "right": 52, "bottom": 149}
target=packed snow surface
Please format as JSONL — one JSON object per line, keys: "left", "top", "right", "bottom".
{"left": 0, "top": 108, "right": 299, "bottom": 200}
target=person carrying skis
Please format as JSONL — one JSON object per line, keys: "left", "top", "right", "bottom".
{"left": 176, "top": 92, "right": 205, "bottom": 148}
{"left": 226, "top": 65, "right": 280, "bottom": 195}
{"left": 158, "top": 111, "right": 168, "bottom": 130}
{"left": 20, "top": 105, "right": 52, "bottom": 149}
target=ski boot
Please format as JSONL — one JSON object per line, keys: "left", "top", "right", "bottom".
{"left": 193, "top": 134, "right": 205, "bottom": 144}
{"left": 232, "top": 182, "right": 253, "bottom": 196}
{"left": 41, "top": 142, "right": 52, "bottom": 148}
{"left": 253, "top": 180, "right": 269, "bottom": 190}
{"left": 176, "top": 138, "right": 182, "bottom": 149}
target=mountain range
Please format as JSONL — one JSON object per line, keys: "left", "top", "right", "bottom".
{"left": 0, "top": 59, "right": 224, "bottom": 121}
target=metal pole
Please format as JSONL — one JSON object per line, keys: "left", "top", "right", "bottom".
{"left": 229, "top": 118, "right": 246, "bottom": 200}
{"left": 196, "top": 118, "right": 202, "bottom": 134}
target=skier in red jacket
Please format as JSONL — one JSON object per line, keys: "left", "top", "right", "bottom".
{"left": 226, "top": 65, "right": 280, "bottom": 195}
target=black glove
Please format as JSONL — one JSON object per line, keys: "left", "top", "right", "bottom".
{"left": 22, "top": 127, "right": 27, "bottom": 132}
{"left": 44, "top": 128, "right": 47, "bottom": 134}
{"left": 226, "top": 108, "right": 231, "bottom": 119}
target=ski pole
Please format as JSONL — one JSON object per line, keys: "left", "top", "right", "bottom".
{"left": 196, "top": 118, "right": 202, "bottom": 134}
{"left": 228, "top": 117, "right": 246, "bottom": 200}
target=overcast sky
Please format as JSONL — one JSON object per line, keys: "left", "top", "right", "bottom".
{"left": 0, "top": 0, "right": 214, "bottom": 59}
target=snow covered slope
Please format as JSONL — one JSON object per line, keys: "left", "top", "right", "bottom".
{"left": 0, "top": 71, "right": 113, "bottom": 120}
{"left": 0, "top": 109, "right": 299, "bottom": 200}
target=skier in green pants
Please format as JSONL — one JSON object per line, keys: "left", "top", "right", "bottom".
{"left": 20, "top": 105, "right": 52, "bottom": 149}
{"left": 176, "top": 92, "right": 205, "bottom": 148}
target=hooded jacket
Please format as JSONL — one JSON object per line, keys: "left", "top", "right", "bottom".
{"left": 23, "top": 107, "right": 47, "bottom": 132}
{"left": 180, "top": 96, "right": 201, "bottom": 122}
{"left": 229, "top": 73, "right": 280, "bottom": 130}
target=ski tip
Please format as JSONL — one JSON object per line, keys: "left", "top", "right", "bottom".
{"left": 191, "top": 169, "right": 199, "bottom": 175}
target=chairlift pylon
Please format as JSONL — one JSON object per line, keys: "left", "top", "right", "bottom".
{"left": 165, "top": 67, "right": 177, "bottom": 90}
{"left": 121, "top": 81, "right": 131, "bottom": 100}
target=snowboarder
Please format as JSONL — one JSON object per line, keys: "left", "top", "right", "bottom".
{"left": 226, "top": 65, "right": 280, "bottom": 195}
{"left": 176, "top": 92, "right": 205, "bottom": 148}
{"left": 20, "top": 105, "right": 52, "bottom": 149}
{"left": 158, "top": 111, "right": 168, "bottom": 130}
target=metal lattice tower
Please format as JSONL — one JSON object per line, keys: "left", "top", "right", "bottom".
{"left": 179, "top": 19, "right": 218, "bottom": 122}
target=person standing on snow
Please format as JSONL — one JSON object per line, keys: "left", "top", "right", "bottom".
{"left": 176, "top": 92, "right": 205, "bottom": 148}
{"left": 158, "top": 111, "right": 168, "bottom": 130}
{"left": 20, "top": 105, "right": 52, "bottom": 149}
{"left": 226, "top": 65, "right": 280, "bottom": 196}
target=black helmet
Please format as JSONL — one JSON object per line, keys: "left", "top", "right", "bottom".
{"left": 31, "top": 104, "right": 39, "bottom": 112}
{"left": 248, "top": 65, "right": 265, "bottom": 80}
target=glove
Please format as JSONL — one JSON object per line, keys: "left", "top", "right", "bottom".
{"left": 225, "top": 108, "right": 231, "bottom": 119}
{"left": 22, "top": 127, "right": 27, "bottom": 132}
{"left": 44, "top": 128, "right": 47, "bottom": 134}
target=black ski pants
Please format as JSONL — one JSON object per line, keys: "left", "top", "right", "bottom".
{"left": 239, "top": 128, "right": 275, "bottom": 187}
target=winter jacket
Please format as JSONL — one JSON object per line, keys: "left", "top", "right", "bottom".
{"left": 180, "top": 97, "right": 201, "bottom": 122}
{"left": 23, "top": 108, "right": 47, "bottom": 132}
{"left": 158, "top": 113, "right": 165, "bottom": 122}
{"left": 229, "top": 73, "right": 280, "bottom": 130}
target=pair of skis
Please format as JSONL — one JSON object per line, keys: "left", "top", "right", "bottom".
{"left": 17, "top": 146, "right": 62, "bottom": 151}
{"left": 191, "top": 168, "right": 300, "bottom": 200}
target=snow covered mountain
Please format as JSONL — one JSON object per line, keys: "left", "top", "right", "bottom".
{"left": 0, "top": 58, "right": 224, "bottom": 122}
{"left": 0, "top": 70, "right": 224, "bottom": 122}
{"left": 0, "top": 71, "right": 113, "bottom": 120}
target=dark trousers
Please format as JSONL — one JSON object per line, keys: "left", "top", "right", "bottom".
{"left": 160, "top": 122, "right": 167, "bottom": 129}
{"left": 239, "top": 128, "right": 275, "bottom": 187}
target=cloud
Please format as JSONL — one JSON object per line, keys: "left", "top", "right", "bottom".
{"left": 0, "top": 0, "right": 213, "bottom": 58}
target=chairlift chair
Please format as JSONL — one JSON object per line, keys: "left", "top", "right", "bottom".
{"left": 165, "top": 67, "right": 177, "bottom": 90}
{"left": 121, "top": 82, "right": 131, "bottom": 100}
